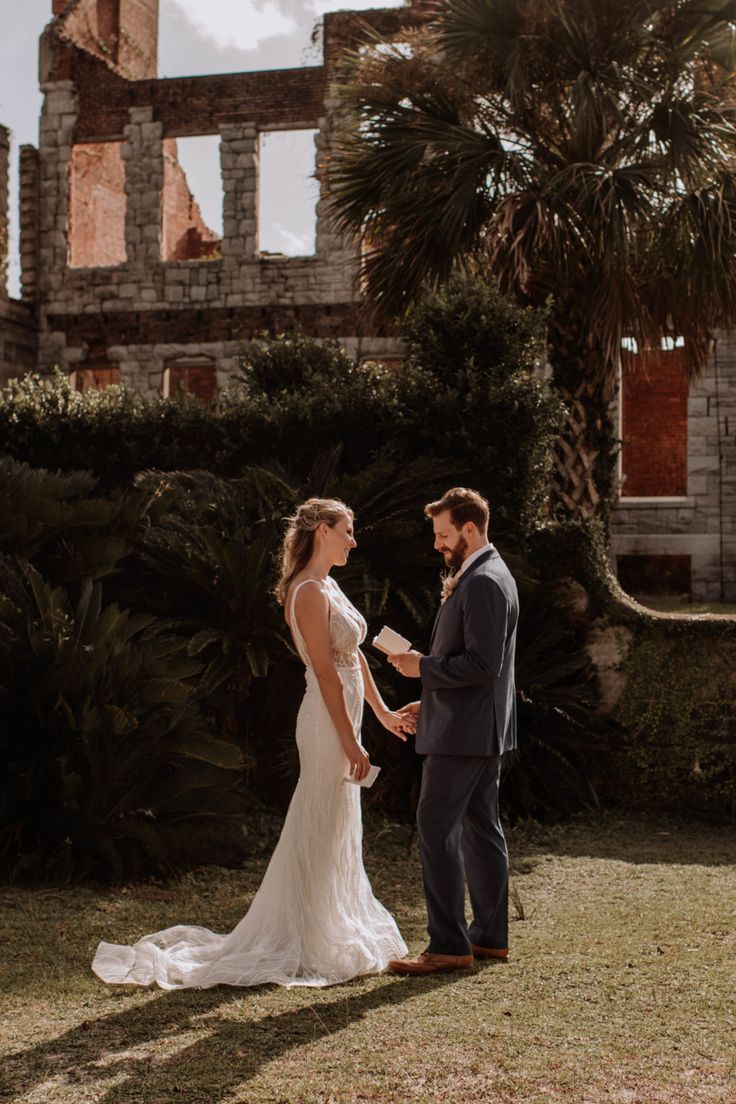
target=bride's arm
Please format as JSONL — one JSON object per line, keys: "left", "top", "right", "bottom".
{"left": 357, "top": 649, "right": 414, "bottom": 742}
{"left": 294, "top": 584, "right": 370, "bottom": 780}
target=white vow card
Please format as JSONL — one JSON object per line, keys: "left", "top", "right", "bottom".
{"left": 345, "top": 764, "right": 381, "bottom": 788}
{"left": 372, "top": 625, "right": 412, "bottom": 656}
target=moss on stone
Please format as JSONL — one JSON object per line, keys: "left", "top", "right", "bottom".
{"left": 530, "top": 518, "right": 736, "bottom": 820}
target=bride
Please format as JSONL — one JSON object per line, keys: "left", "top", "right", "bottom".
{"left": 92, "top": 497, "right": 411, "bottom": 989}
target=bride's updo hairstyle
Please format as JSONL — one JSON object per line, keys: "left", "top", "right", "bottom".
{"left": 275, "top": 497, "right": 352, "bottom": 605}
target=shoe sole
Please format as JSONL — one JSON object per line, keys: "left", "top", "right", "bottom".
{"left": 388, "top": 963, "right": 474, "bottom": 975}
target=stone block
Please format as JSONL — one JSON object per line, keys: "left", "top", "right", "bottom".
{"left": 688, "top": 475, "right": 710, "bottom": 496}
{"left": 688, "top": 454, "right": 720, "bottom": 474}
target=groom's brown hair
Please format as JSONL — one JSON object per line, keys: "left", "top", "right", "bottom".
{"left": 424, "top": 487, "right": 489, "bottom": 532}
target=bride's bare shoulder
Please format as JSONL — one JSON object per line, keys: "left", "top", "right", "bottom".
{"left": 284, "top": 576, "right": 328, "bottom": 627}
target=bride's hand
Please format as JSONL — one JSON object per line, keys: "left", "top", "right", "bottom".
{"left": 378, "top": 709, "right": 415, "bottom": 741}
{"left": 344, "top": 739, "right": 371, "bottom": 781}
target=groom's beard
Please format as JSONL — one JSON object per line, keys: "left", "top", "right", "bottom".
{"left": 443, "top": 534, "right": 468, "bottom": 572}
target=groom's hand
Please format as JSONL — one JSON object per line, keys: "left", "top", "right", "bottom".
{"left": 398, "top": 700, "right": 420, "bottom": 722}
{"left": 389, "top": 650, "right": 423, "bottom": 678}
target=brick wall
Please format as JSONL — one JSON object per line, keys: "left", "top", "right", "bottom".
{"left": 70, "top": 365, "right": 121, "bottom": 391}
{"left": 55, "top": 0, "right": 158, "bottom": 81}
{"left": 68, "top": 142, "right": 126, "bottom": 267}
{"left": 19, "top": 146, "right": 39, "bottom": 302}
{"left": 164, "top": 360, "right": 217, "bottom": 403}
{"left": 620, "top": 347, "right": 689, "bottom": 497}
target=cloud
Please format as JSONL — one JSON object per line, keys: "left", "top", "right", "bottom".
{"left": 159, "top": 0, "right": 403, "bottom": 77}
{"left": 268, "top": 222, "right": 313, "bottom": 254}
{"left": 166, "top": 0, "right": 296, "bottom": 51}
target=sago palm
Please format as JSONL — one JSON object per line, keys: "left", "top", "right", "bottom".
{"left": 328, "top": 0, "right": 736, "bottom": 516}
{"left": 0, "top": 557, "right": 247, "bottom": 880}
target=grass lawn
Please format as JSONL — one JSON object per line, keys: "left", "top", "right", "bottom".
{"left": 1, "top": 813, "right": 734, "bottom": 1104}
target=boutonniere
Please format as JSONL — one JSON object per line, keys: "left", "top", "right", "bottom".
{"left": 440, "top": 572, "right": 460, "bottom": 604}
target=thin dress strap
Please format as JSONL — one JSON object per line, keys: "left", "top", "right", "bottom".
{"left": 288, "top": 579, "right": 327, "bottom": 668}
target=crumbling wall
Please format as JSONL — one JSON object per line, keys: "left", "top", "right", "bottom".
{"left": 19, "top": 146, "right": 40, "bottom": 303}
{"left": 161, "top": 139, "right": 221, "bottom": 262}
{"left": 53, "top": 0, "right": 158, "bottom": 80}
{"left": 31, "top": 3, "right": 413, "bottom": 393}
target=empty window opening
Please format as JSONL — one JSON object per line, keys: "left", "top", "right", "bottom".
{"left": 69, "top": 366, "right": 121, "bottom": 392}
{"left": 259, "top": 130, "right": 318, "bottom": 257}
{"left": 68, "top": 142, "right": 126, "bottom": 268}
{"left": 620, "top": 346, "right": 689, "bottom": 498}
{"left": 162, "top": 136, "right": 222, "bottom": 262}
{"left": 163, "top": 359, "right": 217, "bottom": 403}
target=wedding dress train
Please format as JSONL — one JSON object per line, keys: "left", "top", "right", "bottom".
{"left": 92, "top": 576, "right": 407, "bottom": 989}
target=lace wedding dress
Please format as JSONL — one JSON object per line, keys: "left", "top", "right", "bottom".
{"left": 92, "top": 575, "right": 407, "bottom": 989}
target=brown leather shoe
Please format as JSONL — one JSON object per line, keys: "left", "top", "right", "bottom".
{"left": 471, "top": 943, "right": 509, "bottom": 961}
{"left": 388, "top": 952, "right": 474, "bottom": 975}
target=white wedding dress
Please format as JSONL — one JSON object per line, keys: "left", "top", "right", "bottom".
{"left": 91, "top": 575, "right": 407, "bottom": 989}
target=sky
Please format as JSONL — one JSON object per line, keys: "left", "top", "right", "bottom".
{"left": 0, "top": 0, "right": 401, "bottom": 297}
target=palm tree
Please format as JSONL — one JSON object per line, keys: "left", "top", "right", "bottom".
{"left": 328, "top": 0, "right": 736, "bottom": 517}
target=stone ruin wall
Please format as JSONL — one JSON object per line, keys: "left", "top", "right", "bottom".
{"left": 0, "top": 0, "right": 733, "bottom": 598}
{"left": 14, "top": 0, "right": 414, "bottom": 398}
{"left": 612, "top": 346, "right": 736, "bottom": 603}
{"left": 0, "top": 126, "right": 37, "bottom": 383}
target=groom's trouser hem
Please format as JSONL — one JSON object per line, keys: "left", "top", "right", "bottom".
{"left": 417, "top": 754, "right": 507, "bottom": 957}
{"left": 464, "top": 756, "right": 509, "bottom": 950}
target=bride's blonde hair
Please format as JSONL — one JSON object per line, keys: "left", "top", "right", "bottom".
{"left": 274, "top": 497, "right": 353, "bottom": 605}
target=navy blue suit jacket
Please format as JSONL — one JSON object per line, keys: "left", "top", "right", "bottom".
{"left": 416, "top": 548, "right": 518, "bottom": 756}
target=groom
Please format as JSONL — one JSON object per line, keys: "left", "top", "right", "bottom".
{"left": 388, "top": 487, "right": 518, "bottom": 975}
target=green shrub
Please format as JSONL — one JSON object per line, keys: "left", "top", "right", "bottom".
{"left": 392, "top": 276, "right": 564, "bottom": 544}
{"left": 0, "top": 558, "right": 248, "bottom": 881}
{"left": 218, "top": 336, "right": 399, "bottom": 476}
{"left": 0, "top": 372, "right": 221, "bottom": 491}
{"left": 0, "top": 281, "right": 561, "bottom": 544}
{"left": 0, "top": 282, "right": 614, "bottom": 878}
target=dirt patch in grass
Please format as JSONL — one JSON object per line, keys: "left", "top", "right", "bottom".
{"left": 1, "top": 814, "right": 734, "bottom": 1104}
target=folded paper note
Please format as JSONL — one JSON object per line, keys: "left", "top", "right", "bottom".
{"left": 372, "top": 625, "right": 412, "bottom": 656}
{"left": 345, "top": 764, "right": 381, "bottom": 788}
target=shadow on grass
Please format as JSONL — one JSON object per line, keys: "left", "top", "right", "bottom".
{"left": 1, "top": 970, "right": 468, "bottom": 1103}
{"left": 512, "top": 812, "right": 736, "bottom": 867}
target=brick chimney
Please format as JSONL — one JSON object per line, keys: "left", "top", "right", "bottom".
{"left": 51, "top": 0, "right": 158, "bottom": 80}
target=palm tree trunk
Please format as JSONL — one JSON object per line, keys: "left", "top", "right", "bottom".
{"left": 546, "top": 301, "right": 618, "bottom": 523}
